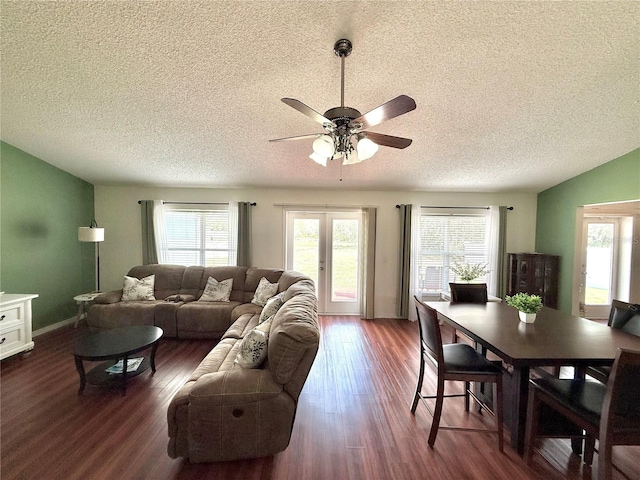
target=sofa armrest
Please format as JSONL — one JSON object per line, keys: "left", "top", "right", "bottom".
{"left": 164, "top": 294, "right": 196, "bottom": 303}
{"left": 94, "top": 290, "right": 123, "bottom": 304}
{"left": 189, "top": 368, "right": 283, "bottom": 405}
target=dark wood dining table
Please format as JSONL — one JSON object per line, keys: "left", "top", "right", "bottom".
{"left": 425, "top": 301, "right": 640, "bottom": 454}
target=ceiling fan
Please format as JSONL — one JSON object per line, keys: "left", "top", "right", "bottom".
{"left": 269, "top": 39, "right": 416, "bottom": 166}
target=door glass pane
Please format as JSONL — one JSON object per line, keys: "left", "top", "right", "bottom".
{"left": 585, "top": 223, "right": 614, "bottom": 305}
{"left": 293, "top": 219, "right": 319, "bottom": 291}
{"left": 331, "top": 219, "right": 359, "bottom": 302}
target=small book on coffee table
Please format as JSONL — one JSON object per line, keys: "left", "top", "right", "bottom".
{"left": 105, "top": 357, "right": 144, "bottom": 374}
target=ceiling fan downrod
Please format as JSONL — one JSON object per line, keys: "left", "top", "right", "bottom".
{"left": 334, "top": 39, "right": 352, "bottom": 108}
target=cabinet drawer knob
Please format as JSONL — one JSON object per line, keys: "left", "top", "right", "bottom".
{"left": 0, "top": 338, "right": 6, "bottom": 345}
{"left": 0, "top": 315, "right": 5, "bottom": 320}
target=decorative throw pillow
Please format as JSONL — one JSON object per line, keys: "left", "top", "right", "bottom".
{"left": 121, "top": 275, "right": 156, "bottom": 301}
{"left": 251, "top": 277, "right": 279, "bottom": 307}
{"left": 259, "top": 291, "right": 285, "bottom": 324}
{"left": 199, "top": 277, "right": 233, "bottom": 302}
{"left": 234, "top": 328, "right": 268, "bottom": 368}
{"left": 255, "top": 316, "right": 273, "bottom": 337}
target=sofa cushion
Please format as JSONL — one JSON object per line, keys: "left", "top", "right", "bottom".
{"left": 122, "top": 274, "right": 156, "bottom": 301}
{"left": 251, "top": 277, "right": 279, "bottom": 306}
{"left": 229, "top": 303, "right": 262, "bottom": 324}
{"left": 268, "top": 285, "right": 319, "bottom": 389}
{"left": 164, "top": 294, "right": 196, "bottom": 303}
{"left": 199, "top": 267, "right": 248, "bottom": 302}
{"left": 234, "top": 328, "right": 268, "bottom": 368}
{"left": 189, "top": 338, "right": 240, "bottom": 380}
{"left": 176, "top": 302, "right": 241, "bottom": 339}
{"left": 259, "top": 291, "right": 285, "bottom": 323}
{"left": 87, "top": 301, "right": 159, "bottom": 330}
{"left": 199, "top": 277, "right": 233, "bottom": 302}
{"left": 243, "top": 268, "right": 284, "bottom": 303}
{"left": 127, "top": 264, "right": 185, "bottom": 300}
{"left": 222, "top": 313, "right": 260, "bottom": 340}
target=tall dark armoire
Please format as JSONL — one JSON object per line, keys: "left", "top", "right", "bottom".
{"left": 507, "top": 253, "right": 559, "bottom": 309}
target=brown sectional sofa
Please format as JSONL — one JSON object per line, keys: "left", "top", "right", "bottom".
{"left": 88, "top": 264, "right": 319, "bottom": 462}
{"left": 88, "top": 264, "right": 304, "bottom": 338}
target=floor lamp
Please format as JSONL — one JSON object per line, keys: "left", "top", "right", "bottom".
{"left": 78, "top": 220, "right": 105, "bottom": 292}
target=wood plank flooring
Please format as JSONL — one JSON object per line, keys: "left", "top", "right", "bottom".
{"left": 1, "top": 316, "right": 638, "bottom": 480}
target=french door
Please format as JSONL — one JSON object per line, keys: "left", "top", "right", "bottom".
{"left": 579, "top": 218, "right": 619, "bottom": 319}
{"left": 285, "top": 211, "right": 362, "bottom": 314}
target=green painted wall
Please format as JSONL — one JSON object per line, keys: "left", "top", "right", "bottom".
{"left": 1, "top": 142, "right": 95, "bottom": 330}
{"left": 536, "top": 149, "right": 640, "bottom": 313}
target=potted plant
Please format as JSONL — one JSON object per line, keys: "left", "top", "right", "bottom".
{"left": 505, "top": 292, "right": 543, "bottom": 323}
{"left": 450, "top": 261, "right": 490, "bottom": 282}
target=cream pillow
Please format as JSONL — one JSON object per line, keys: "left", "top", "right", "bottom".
{"left": 251, "top": 277, "right": 279, "bottom": 307}
{"left": 234, "top": 328, "right": 268, "bottom": 368}
{"left": 255, "top": 316, "right": 273, "bottom": 337}
{"left": 199, "top": 277, "right": 233, "bottom": 302}
{"left": 121, "top": 275, "right": 156, "bottom": 301}
{"left": 259, "top": 291, "right": 285, "bottom": 323}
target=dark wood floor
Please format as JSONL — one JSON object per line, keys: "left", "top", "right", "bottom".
{"left": 1, "top": 316, "right": 638, "bottom": 480}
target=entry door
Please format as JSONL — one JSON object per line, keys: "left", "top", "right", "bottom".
{"left": 579, "top": 219, "right": 619, "bottom": 319}
{"left": 286, "top": 211, "right": 362, "bottom": 314}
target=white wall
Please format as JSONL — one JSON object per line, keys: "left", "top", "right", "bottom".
{"left": 95, "top": 186, "right": 537, "bottom": 318}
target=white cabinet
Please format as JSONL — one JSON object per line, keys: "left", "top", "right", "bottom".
{"left": 0, "top": 294, "right": 38, "bottom": 360}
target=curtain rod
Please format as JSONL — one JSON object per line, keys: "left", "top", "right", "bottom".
{"left": 138, "top": 201, "right": 256, "bottom": 206}
{"left": 274, "top": 203, "right": 378, "bottom": 208}
{"left": 395, "top": 205, "right": 514, "bottom": 210}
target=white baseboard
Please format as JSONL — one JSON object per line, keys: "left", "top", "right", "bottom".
{"left": 33, "top": 316, "right": 76, "bottom": 337}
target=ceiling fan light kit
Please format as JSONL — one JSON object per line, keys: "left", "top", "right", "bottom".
{"left": 270, "top": 39, "right": 416, "bottom": 167}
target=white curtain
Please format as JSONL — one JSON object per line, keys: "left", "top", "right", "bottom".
{"left": 486, "top": 205, "right": 508, "bottom": 298}
{"left": 153, "top": 200, "right": 168, "bottom": 264}
{"left": 228, "top": 201, "right": 239, "bottom": 266}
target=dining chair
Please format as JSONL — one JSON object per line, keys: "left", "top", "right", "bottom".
{"left": 524, "top": 348, "right": 640, "bottom": 480}
{"left": 410, "top": 296, "right": 504, "bottom": 452}
{"left": 586, "top": 300, "right": 640, "bottom": 383}
{"left": 448, "top": 283, "right": 488, "bottom": 344}
{"left": 449, "top": 283, "right": 489, "bottom": 303}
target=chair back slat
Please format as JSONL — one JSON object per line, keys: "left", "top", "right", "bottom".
{"left": 449, "top": 283, "right": 488, "bottom": 303}
{"left": 413, "top": 296, "right": 443, "bottom": 361}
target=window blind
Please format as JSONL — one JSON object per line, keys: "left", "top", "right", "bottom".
{"left": 418, "top": 213, "right": 488, "bottom": 293}
{"left": 164, "top": 207, "right": 233, "bottom": 267}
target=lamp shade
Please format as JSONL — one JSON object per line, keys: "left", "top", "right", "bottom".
{"left": 78, "top": 227, "right": 104, "bottom": 242}
{"left": 312, "top": 135, "right": 335, "bottom": 157}
{"left": 356, "top": 136, "right": 379, "bottom": 161}
{"left": 309, "top": 152, "right": 328, "bottom": 167}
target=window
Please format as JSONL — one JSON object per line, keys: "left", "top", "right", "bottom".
{"left": 418, "top": 209, "right": 490, "bottom": 295}
{"left": 162, "top": 205, "right": 237, "bottom": 266}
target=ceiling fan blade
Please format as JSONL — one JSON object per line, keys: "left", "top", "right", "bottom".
{"left": 269, "top": 133, "right": 322, "bottom": 143}
{"left": 352, "top": 95, "right": 416, "bottom": 130}
{"left": 281, "top": 98, "right": 332, "bottom": 125}
{"left": 364, "top": 132, "right": 413, "bottom": 149}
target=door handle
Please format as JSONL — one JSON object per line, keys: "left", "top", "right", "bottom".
{"left": 319, "top": 267, "right": 325, "bottom": 271}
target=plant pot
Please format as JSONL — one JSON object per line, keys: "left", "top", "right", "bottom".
{"left": 519, "top": 311, "right": 536, "bottom": 323}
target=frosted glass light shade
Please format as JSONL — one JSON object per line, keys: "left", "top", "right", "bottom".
{"left": 78, "top": 227, "right": 104, "bottom": 242}
{"left": 309, "top": 152, "right": 328, "bottom": 167}
{"left": 356, "top": 137, "right": 379, "bottom": 160}
{"left": 342, "top": 150, "right": 361, "bottom": 165}
{"left": 312, "top": 135, "right": 334, "bottom": 157}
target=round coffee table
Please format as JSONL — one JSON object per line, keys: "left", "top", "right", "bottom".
{"left": 73, "top": 326, "right": 163, "bottom": 395}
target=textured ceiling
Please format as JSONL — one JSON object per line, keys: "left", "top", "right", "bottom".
{"left": 1, "top": 1, "right": 638, "bottom": 192}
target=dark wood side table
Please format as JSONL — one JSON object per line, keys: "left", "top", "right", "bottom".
{"left": 73, "top": 326, "right": 163, "bottom": 395}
